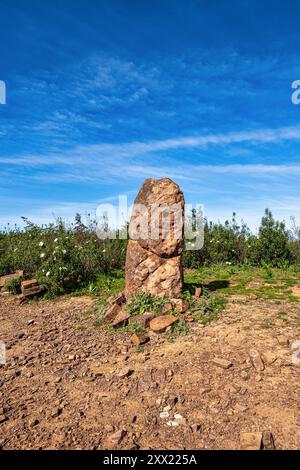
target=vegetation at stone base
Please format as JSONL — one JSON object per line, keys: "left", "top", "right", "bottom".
{"left": 0, "top": 208, "right": 300, "bottom": 297}
{"left": 125, "top": 292, "right": 168, "bottom": 316}
{"left": 4, "top": 277, "right": 21, "bottom": 294}
{"left": 105, "top": 320, "right": 148, "bottom": 336}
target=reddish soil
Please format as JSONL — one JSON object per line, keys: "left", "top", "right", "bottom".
{"left": 0, "top": 293, "right": 299, "bottom": 449}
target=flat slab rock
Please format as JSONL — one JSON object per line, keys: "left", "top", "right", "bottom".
{"left": 212, "top": 357, "right": 233, "bottom": 369}
{"left": 149, "top": 315, "right": 178, "bottom": 333}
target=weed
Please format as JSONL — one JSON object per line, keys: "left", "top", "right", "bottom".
{"left": 4, "top": 277, "right": 21, "bottom": 294}
{"left": 125, "top": 292, "right": 168, "bottom": 316}
{"left": 173, "top": 319, "right": 189, "bottom": 336}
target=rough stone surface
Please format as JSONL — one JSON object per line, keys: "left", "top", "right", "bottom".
{"left": 262, "top": 431, "right": 275, "bottom": 450}
{"left": 277, "top": 335, "right": 289, "bottom": 346}
{"left": 194, "top": 287, "right": 202, "bottom": 298}
{"left": 172, "top": 299, "right": 189, "bottom": 313}
{"left": 111, "top": 310, "right": 130, "bottom": 327}
{"left": 0, "top": 272, "right": 23, "bottom": 288}
{"left": 249, "top": 349, "right": 265, "bottom": 372}
{"left": 104, "top": 304, "right": 121, "bottom": 323}
{"left": 130, "top": 333, "right": 149, "bottom": 346}
{"left": 149, "top": 315, "right": 178, "bottom": 333}
{"left": 21, "top": 279, "right": 39, "bottom": 293}
{"left": 129, "top": 312, "right": 156, "bottom": 328}
{"left": 240, "top": 432, "right": 263, "bottom": 450}
{"left": 212, "top": 357, "right": 233, "bottom": 369}
{"left": 125, "top": 178, "right": 184, "bottom": 299}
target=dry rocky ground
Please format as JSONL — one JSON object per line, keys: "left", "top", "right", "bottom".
{"left": 0, "top": 289, "right": 299, "bottom": 450}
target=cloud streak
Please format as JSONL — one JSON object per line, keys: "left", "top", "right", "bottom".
{"left": 2, "top": 124, "right": 300, "bottom": 172}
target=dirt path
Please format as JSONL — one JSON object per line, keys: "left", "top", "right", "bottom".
{"left": 0, "top": 293, "right": 299, "bottom": 449}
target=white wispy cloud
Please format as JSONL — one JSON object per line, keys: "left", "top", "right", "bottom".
{"left": 2, "top": 124, "right": 300, "bottom": 173}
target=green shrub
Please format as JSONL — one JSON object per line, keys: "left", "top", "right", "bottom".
{"left": 125, "top": 292, "right": 168, "bottom": 316}
{"left": 4, "top": 277, "right": 21, "bottom": 294}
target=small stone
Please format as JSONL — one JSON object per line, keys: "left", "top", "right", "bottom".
{"left": 27, "top": 319, "right": 35, "bottom": 326}
{"left": 262, "top": 352, "right": 277, "bottom": 365}
{"left": 262, "top": 431, "right": 275, "bottom": 450}
{"left": 108, "top": 291, "right": 126, "bottom": 306}
{"left": 159, "top": 411, "right": 169, "bottom": 419}
{"left": 149, "top": 315, "right": 178, "bottom": 333}
{"left": 129, "top": 312, "right": 156, "bottom": 328}
{"left": 0, "top": 415, "right": 7, "bottom": 423}
{"left": 51, "top": 408, "right": 62, "bottom": 418}
{"left": 191, "top": 424, "right": 201, "bottom": 433}
{"left": 194, "top": 287, "right": 202, "bottom": 298}
{"left": 210, "top": 407, "right": 219, "bottom": 415}
{"left": 162, "top": 303, "right": 173, "bottom": 314}
{"left": 199, "top": 387, "right": 211, "bottom": 395}
{"left": 235, "top": 403, "right": 248, "bottom": 412}
{"left": 104, "top": 424, "right": 114, "bottom": 432}
{"left": 68, "top": 355, "right": 75, "bottom": 361}
{"left": 174, "top": 414, "right": 187, "bottom": 425}
{"left": 277, "top": 335, "right": 289, "bottom": 346}
{"left": 29, "top": 418, "right": 39, "bottom": 427}
{"left": 212, "top": 357, "right": 233, "bottom": 369}
{"left": 240, "top": 370, "right": 249, "bottom": 380}
{"left": 104, "top": 303, "right": 121, "bottom": 323}
{"left": 21, "top": 279, "right": 39, "bottom": 291}
{"left": 172, "top": 299, "right": 189, "bottom": 313}
{"left": 130, "top": 333, "right": 149, "bottom": 346}
{"left": 117, "top": 367, "right": 133, "bottom": 378}
{"left": 111, "top": 310, "right": 130, "bottom": 327}
{"left": 163, "top": 405, "right": 171, "bottom": 412}
{"left": 240, "top": 432, "right": 262, "bottom": 450}
{"left": 108, "top": 430, "right": 125, "bottom": 445}
{"left": 249, "top": 349, "right": 264, "bottom": 372}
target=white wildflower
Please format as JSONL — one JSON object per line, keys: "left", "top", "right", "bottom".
{"left": 38, "top": 241, "right": 44, "bottom": 247}
{"left": 62, "top": 249, "right": 67, "bottom": 255}
{"left": 40, "top": 253, "right": 45, "bottom": 258}
{"left": 54, "top": 238, "right": 58, "bottom": 243}
{"left": 46, "top": 271, "right": 50, "bottom": 277}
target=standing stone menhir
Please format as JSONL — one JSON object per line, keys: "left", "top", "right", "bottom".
{"left": 125, "top": 178, "right": 184, "bottom": 300}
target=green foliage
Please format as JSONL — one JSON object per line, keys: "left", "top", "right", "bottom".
{"left": 0, "top": 216, "right": 127, "bottom": 295}
{"left": 4, "top": 277, "right": 21, "bottom": 294}
{"left": 183, "top": 209, "right": 297, "bottom": 268}
{"left": 125, "top": 292, "right": 168, "bottom": 315}
{"left": 0, "top": 209, "right": 299, "bottom": 298}
{"left": 173, "top": 319, "right": 189, "bottom": 336}
{"left": 120, "top": 321, "right": 147, "bottom": 334}
{"left": 246, "top": 209, "right": 291, "bottom": 266}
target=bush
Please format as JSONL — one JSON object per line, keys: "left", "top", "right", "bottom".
{"left": 125, "top": 292, "right": 168, "bottom": 315}
{"left": 246, "top": 209, "right": 291, "bottom": 266}
{"left": 4, "top": 277, "right": 21, "bottom": 294}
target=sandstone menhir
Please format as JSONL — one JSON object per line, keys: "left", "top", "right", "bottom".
{"left": 125, "top": 178, "right": 184, "bottom": 299}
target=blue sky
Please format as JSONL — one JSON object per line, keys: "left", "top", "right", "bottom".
{"left": 1, "top": 0, "right": 300, "bottom": 230}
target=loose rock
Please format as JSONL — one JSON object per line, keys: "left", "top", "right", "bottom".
{"left": 149, "top": 315, "right": 178, "bottom": 333}
{"left": 240, "top": 432, "right": 262, "bottom": 450}
{"left": 212, "top": 357, "right": 233, "bottom": 369}
{"left": 249, "top": 349, "right": 264, "bottom": 372}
